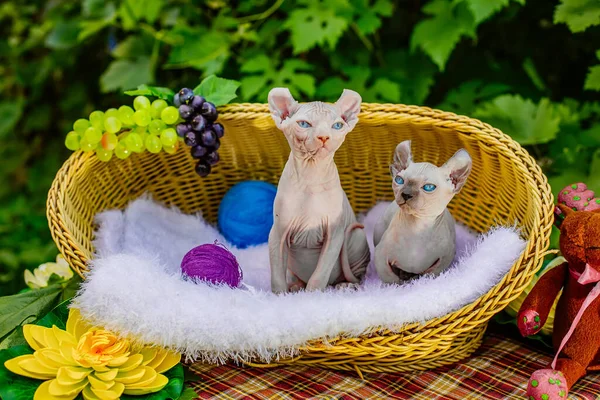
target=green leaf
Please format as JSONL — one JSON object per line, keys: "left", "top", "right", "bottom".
{"left": 356, "top": 12, "right": 382, "bottom": 35}
{"left": 456, "top": 0, "right": 523, "bottom": 24}
{"left": 411, "top": 0, "right": 476, "bottom": 70}
{"left": 112, "top": 35, "right": 153, "bottom": 59}
{"left": 166, "top": 30, "right": 230, "bottom": 70}
{"left": 120, "top": 0, "right": 164, "bottom": 23}
{"left": 78, "top": 4, "right": 116, "bottom": 41}
{"left": 178, "top": 387, "right": 199, "bottom": 400}
{"left": 378, "top": 49, "right": 437, "bottom": 104}
{"left": 350, "top": 0, "right": 394, "bottom": 36}
{"left": 45, "top": 20, "right": 80, "bottom": 50}
{"left": 0, "top": 327, "right": 28, "bottom": 351}
{"left": 35, "top": 299, "right": 70, "bottom": 330}
{"left": 61, "top": 275, "right": 83, "bottom": 303}
{"left": 239, "top": 55, "right": 315, "bottom": 101}
{"left": 284, "top": 0, "right": 350, "bottom": 53}
{"left": 144, "top": 0, "right": 164, "bottom": 23}
{"left": 121, "top": 364, "right": 184, "bottom": 400}
{"left": 437, "top": 80, "right": 511, "bottom": 115}
{"left": 124, "top": 85, "right": 175, "bottom": 100}
{"left": 373, "top": 0, "right": 394, "bottom": 16}
{"left": 100, "top": 57, "right": 153, "bottom": 93}
{"left": 523, "top": 57, "right": 547, "bottom": 92}
{"left": 584, "top": 65, "right": 600, "bottom": 91}
{"left": 0, "top": 100, "right": 24, "bottom": 139}
{"left": 554, "top": 0, "right": 600, "bottom": 33}
{"left": 317, "top": 67, "right": 400, "bottom": 103}
{"left": 473, "top": 95, "right": 561, "bottom": 145}
{"left": 193, "top": 75, "right": 241, "bottom": 106}
{"left": 82, "top": 0, "right": 106, "bottom": 17}
{"left": 0, "top": 345, "right": 39, "bottom": 400}
{"left": 0, "top": 284, "right": 62, "bottom": 339}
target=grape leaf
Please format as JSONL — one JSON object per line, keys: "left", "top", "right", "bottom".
{"left": 78, "top": 3, "right": 116, "bottom": 41}
{"left": 124, "top": 85, "right": 175, "bottom": 100}
{"left": 455, "top": 0, "right": 524, "bottom": 24}
{"left": 437, "top": 80, "right": 511, "bottom": 115}
{"left": 351, "top": 0, "right": 394, "bottom": 36}
{"left": 240, "top": 55, "right": 315, "bottom": 101}
{"left": 378, "top": 49, "right": 437, "bottom": 104}
{"left": 284, "top": 0, "right": 350, "bottom": 53}
{"left": 554, "top": 0, "right": 600, "bottom": 33}
{"left": 0, "top": 345, "right": 39, "bottom": 400}
{"left": 0, "top": 100, "right": 24, "bottom": 139}
{"left": 112, "top": 35, "right": 153, "bottom": 59}
{"left": 82, "top": 0, "right": 106, "bottom": 17}
{"left": 473, "top": 95, "right": 561, "bottom": 145}
{"left": 373, "top": 0, "right": 394, "bottom": 15}
{"left": 317, "top": 67, "right": 400, "bottom": 102}
{"left": 45, "top": 21, "right": 80, "bottom": 50}
{"left": 584, "top": 65, "right": 600, "bottom": 91}
{"left": 100, "top": 57, "right": 153, "bottom": 93}
{"left": 119, "top": 0, "right": 164, "bottom": 23}
{"left": 166, "top": 30, "right": 230, "bottom": 71}
{"left": 193, "top": 75, "right": 241, "bottom": 106}
{"left": 410, "top": 0, "right": 476, "bottom": 70}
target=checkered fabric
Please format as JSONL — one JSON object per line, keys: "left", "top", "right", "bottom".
{"left": 187, "top": 333, "right": 600, "bottom": 399}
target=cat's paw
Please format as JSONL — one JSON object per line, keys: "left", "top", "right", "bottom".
{"left": 335, "top": 282, "right": 360, "bottom": 290}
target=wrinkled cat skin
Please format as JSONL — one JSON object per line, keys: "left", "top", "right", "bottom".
{"left": 374, "top": 140, "right": 472, "bottom": 284}
{"left": 267, "top": 88, "right": 370, "bottom": 293}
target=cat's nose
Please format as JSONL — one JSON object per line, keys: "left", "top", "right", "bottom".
{"left": 317, "top": 135, "right": 329, "bottom": 144}
{"left": 401, "top": 192, "right": 413, "bottom": 201}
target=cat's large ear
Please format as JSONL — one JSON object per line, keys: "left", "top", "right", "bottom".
{"left": 443, "top": 149, "right": 472, "bottom": 193}
{"left": 390, "top": 140, "right": 412, "bottom": 176}
{"left": 268, "top": 88, "right": 298, "bottom": 129}
{"left": 335, "top": 89, "right": 361, "bottom": 130}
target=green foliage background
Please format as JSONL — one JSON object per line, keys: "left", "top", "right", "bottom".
{"left": 1, "top": 0, "right": 599, "bottom": 296}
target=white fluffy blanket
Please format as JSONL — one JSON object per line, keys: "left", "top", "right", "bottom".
{"left": 74, "top": 197, "right": 526, "bottom": 363}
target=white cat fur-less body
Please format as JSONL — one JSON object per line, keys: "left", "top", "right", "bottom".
{"left": 374, "top": 140, "right": 472, "bottom": 284}
{"left": 267, "top": 88, "right": 370, "bottom": 293}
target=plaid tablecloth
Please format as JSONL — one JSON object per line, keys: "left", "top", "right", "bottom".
{"left": 187, "top": 332, "right": 600, "bottom": 399}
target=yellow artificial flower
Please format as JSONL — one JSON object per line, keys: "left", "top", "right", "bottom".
{"left": 505, "top": 256, "right": 565, "bottom": 336}
{"left": 4, "top": 308, "right": 181, "bottom": 400}
{"left": 24, "top": 255, "right": 74, "bottom": 289}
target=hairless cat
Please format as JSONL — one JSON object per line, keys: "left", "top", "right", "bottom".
{"left": 374, "top": 140, "right": 472, "bottom": 284}
{"left": 267, "top": 88, "right": 371, "bottom": 293}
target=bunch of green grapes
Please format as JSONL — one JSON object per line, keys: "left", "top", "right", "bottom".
{"left": 64, "top": 96, "right": 182, "bottom": 161}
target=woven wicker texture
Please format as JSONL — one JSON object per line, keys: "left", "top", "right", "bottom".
{"left": 47, "top": 103, "right": 554, "bottom": 375}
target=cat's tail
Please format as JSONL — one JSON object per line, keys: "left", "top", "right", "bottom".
{"left": 340, "top": 223, "right": 365, "bottom": 284}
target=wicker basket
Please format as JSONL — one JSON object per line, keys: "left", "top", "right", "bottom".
{"left": 47, "top": 103, "right": 554, "bottom": 376}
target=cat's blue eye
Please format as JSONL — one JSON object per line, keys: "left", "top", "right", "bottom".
{"left": 423, "top": 184, "right": 437, "bottom": 192}
{"left": 297, "top": 120, "right": 312, "bottom": 128}
{"left": 332, "top": 121, "right": 343, "bottom": 130}
{"left": 394, "top": 176, "right": 404, "bottom": 185}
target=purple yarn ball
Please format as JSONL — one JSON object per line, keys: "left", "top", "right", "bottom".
{"left": 181, "top": 242, "right": 242, "bottom": 288}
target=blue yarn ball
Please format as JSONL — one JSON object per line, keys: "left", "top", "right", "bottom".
{"left": 218, "top": 181, "right": 277, "bottom": 249}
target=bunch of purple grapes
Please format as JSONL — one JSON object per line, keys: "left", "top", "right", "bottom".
{"left": 174, "top": 88, "right": 224, "bottom": 177}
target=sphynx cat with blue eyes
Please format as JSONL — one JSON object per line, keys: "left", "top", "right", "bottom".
{"left": 374, "top": 140, "right": 472, "bottom": 284}
{"left": 267, "top": 88, "right": 370, "bottom": 293}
